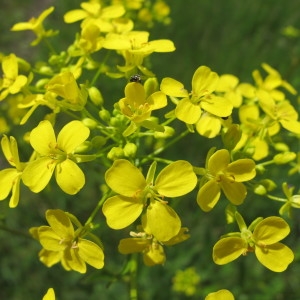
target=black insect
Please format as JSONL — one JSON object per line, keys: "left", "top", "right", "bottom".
{"left": 130, "top": 74, "right": 142, "bottom": 84}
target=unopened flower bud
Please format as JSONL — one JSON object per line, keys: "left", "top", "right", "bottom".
{"left": 124, "top": 143, "right": 137, "bottom": 157}
{"left": 88, "top": 86, "right": 103, "bottom": 106}
{"left": 107, "top": 147, "right": 124, "bottom": 160}
{"left": 82, "top": 118, "right": 98, "bottom": 129}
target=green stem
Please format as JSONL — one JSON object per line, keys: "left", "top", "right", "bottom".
{"left": 129, "top": 254, "right": 138, "bottom": 300}
{"left": 0, "top": 225, "right": 31, "bottom": 239}
{"left": 266, "top": 194, "right": 286, "bottom": 202}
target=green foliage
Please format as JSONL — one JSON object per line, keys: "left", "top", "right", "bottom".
{"left": 1, "top": 1, "right": 300, "bottom": 300}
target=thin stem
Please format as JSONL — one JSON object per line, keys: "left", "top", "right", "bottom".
{"left": 0, "top": 225, "right": 31, "bottom": 239}
{"left": 129, "top": 254, "right": 138, "bottom": 300}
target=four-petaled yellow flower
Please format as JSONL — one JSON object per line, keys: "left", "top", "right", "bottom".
{"left": 102, "top": 159, "right": 197, "bottom": 241}
{"left": 31, "top": 209, "right": 104, "bottom": 274}
{"left": 11, "top": 6, "right": 57, "bottom": 46}
{"left": 0, "top": 53, "right": 27, "bottom": 101}
{"left": 197, "top": 149, "right": 256, "bottom": 212}
{"left": 22, "top": 120, "right": 90, "bottom": 194}
{"left": 160, "top": 66, "right": 233, "bottom": 125}
{"left": 118, "top": 226, "right": 190, "bottom": 266}
{"left": 213, "top": 213, "right": 294, "bottom": 272}
{"left": 0, "top": 135, "right": 26, "bottom": 207}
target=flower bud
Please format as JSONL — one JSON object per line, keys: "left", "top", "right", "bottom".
{"left": 107, "top": 147, "right": 124, "bottom": 160}
{"left": 88, "top": 86, "right": 103, "bottom": 106}
{"left": 99, "top": 109, "right": 111, "bottom": 122}
{"left": 123, "top": 143, "right": 137, "bottom": 157}
{"left": 154, "top": 126, "right": 175, "bottom": 138}
{"left": 82, "top": 118, "right": 98, "bottom": 129}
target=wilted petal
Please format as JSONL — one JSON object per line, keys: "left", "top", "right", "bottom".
{"left": 213, "top": 237, "right": 247, "bottom": 264}
{"left": 255, "top": 242, "right": 294, "bottom": 272}
{"left": 155, "top": 160, "right": 197, "bottom": 197}
{"left": 197, "top": 180, "right": 221, "bottom": 212}
{"left": 55, "top": 159, "right": 85, "bottom": 194}
{"left": 105, "top": 159, "right": 147, "bottom": 196}
{"left": 102, "top": 195, "right": 143, "bottom": 229}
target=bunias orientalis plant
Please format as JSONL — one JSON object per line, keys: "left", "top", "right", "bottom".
{"left": 0, "top": 1, "right": 299, "bottom": 299}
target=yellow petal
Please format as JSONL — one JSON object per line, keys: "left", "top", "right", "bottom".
{"left": 63, "top": 248, "right": 86, "bottom": 273}
{"left": 118, "top": 238, "right": 149, "bottom": 254}
{"left": 208, "top": 149, "right": 230, "bottom": 174}
{"left": 205, "top": 289, "right": 235, "bottom": 300}
{"left": 175, "top": 98, "right": 201, "bottom": 124}
{"left": 220, "top": 179, "right": 246, "bottom": 205}
{"left": 45, "top": 209, "right": 74, "bottom": 238}
{"left": 155, "top": 160, "right": 197, "bottom": 197}
{"left": 63, "top": 9, "right": 88, "bottom": 23}
{"left": 213, "top": 237, "right": 247, "bottom": 265}
{"left": 30, "top": 120, "right": 56, "bottom": 154}
{"left": 226, "top": 159, "right": 256, "bottom": 182}
{"left": 192, "top": 66, "right": 219, "bottom": 96}
{"left": 255, "top": 243, "right": 294, "bottom": 272}
{"left": 57, "top": 121, "right": 90, "bottom": 153}
{"left": 102, "top": 195, "right": 143, "bottom": 229}
{"left": 143, "top": 243, "right": 165, "bottom": 266}
{"left": 0, "top": 169, "right": 17, "bottom": 200}
{"left": 144, "top": 201, "right": 181, "bottom": 241}
{"left": 39, "top": 249, "right": 62, "bottom": 267}
{"left": 38, "top": 226, "right": 67, "bottom": 251}
{"left": 252, "top": 216, "right": 290, "bottom": 244}
{"left": 160, "top": 77, "right": 189, "bottom": 97}
{"left": 195, "top": 113, "right": 222, "bottom": 138}
{"left": 43, "top": 288, "right": 55, "bottom": 300}
{"left": 78, "top": 239, "right": 104, "bottom": 269}
{"left": 197, "top": 180, "right": 221, "bottom": 212}
{"left": 201, "top": 95, "right": 232, "bottom": 117}
{"left": 22, "top": 157, "right": 56, "bottom": 193}
{"left": 55, "top": 160, "right": 85, "bottom": 195}
{"left": 105, "top": 159, "right": 147, "bottom": 197}
{"left": 148, "top": 39, "right": 175, "bottom": 52}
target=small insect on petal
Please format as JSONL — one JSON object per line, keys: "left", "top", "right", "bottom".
{"left": 130, "top": 74, "right": 142, "bottom": 84}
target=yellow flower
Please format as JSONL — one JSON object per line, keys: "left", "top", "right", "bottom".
{"left": 0, "top": 54, "right": 27, "bottom": 101}
{"left": 197, "top": 149, "right": 256, "bottom": 212}
{"left": 31, "top": 209, "right": 104, "bottom": 273}
{"left": 46, "top": 72, "right": 87, "bottom": 111}
{"left": 0, "top": 135, "right": 26, "bottom": 207}
{"left": 118, "top": 227, "right": 189, "bottom": 266}
{"left": 103, "top": 31, "right": 175, "bottom": 74}
{"left": 11, "top": 6, "right": 57, "bottom": 46}
{"left": 64, "top": 2, "right": 125, "bottom": 32}
{"left": 42, "top": 288, "right": 55, "bottom": 300}
{"left": 161, "top": 66, "right": 233, "bottom": 125}
{"left": 102, "top": 159, "right": 197, "bottom": 241}
{"left": 213, "top": 213, "right": 294, "bottom": 272}
{"left": 205, "top": 289, "right": 235, "bottom": 300}
{"left": 253, "top": 63, "right": 296, "bottom": 101}
{"left": 22, "top": 120, "right": 90, "bottom": 194}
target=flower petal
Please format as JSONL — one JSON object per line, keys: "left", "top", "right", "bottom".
{"left": 55, "top": 159, "right": 85, "bottom": 194}
{"left": 197, "top": 180, "right": 221, "bottom": 212}
{"left": 175, "top": 98, "right": 201, "bottom": 124}
{"left": 155, "top": 160, "right": 197, "bottom": 197}
{"left": 63, "top": 248, "right": 86, "bottom": 273}
{"left": 252, "top": 216, "right": 290, "bottom": 244}
{"left": 160, "top": 77, "right": 189, "bottom": 97}
{"left": 45, "top": 209, "right": 74, "bottom": 238}
{"left": 38, "top": 226, "right": 67, "bottom": 251}
{"left": 118, "top": 238, "right": 149, "bottom": 254}
{"left": 220, "top": 179, "right": 246, "bottom": 205}
{"left": 78, "top": 239, "right": 104, "bottom": 269}
{"left": 22, "top": 157, "right": 56, "bottom": 193}
{"left": 255, "top": 242, "right": 294, "bottom": 272}
{"left": 105, "top": 159, "right": 147, "bottom": 197}
{"left": 102, "top": 195, "right": 143, "bottom": 229}
{"left": 208, "top": 149, "right": 230, "bottom": 175}
{"left": 143, "top": 201, "right": 181, "bottom": 241}
{"left": 226, "top": 159, "right": 256, "bottom": 182}
{"left": 201, "top": 95, "right": 232, "bottom": 117}
{"left": 30, "top": 120, "right": 56, "bottom": 155}
{"left": 57, "top": 121, "right": 90, "bottom": 153}
{"left": 192, "top": 66, "right": 219, "bottom": 96}
{"left": 213, "top": 237, "right": 247, "bottom": 265}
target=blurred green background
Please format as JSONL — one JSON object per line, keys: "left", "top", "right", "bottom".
{"left": 1, "top": 0, "right": 300, "bottom": 299}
